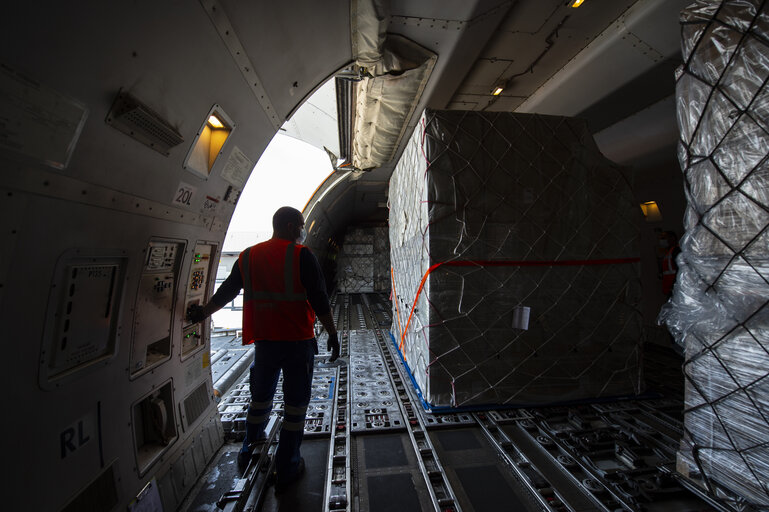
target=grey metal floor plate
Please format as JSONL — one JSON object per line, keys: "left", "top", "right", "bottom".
{"left": 354, "top": 433, "right": 435, "bottom": 511}
{"left": 431, "top": 428, "right": 544, "bottom": 512}
{"left": 367, "top": 473, "right": 422, "bottom": 512}
{"left": 260, "top": 438, "right": 329, "bottom": 512}
{"left": 363, "top": 434, "right": 409, "bottom": 469}
{"left": 455, "top": 465, "right": 530, "bottom": 512}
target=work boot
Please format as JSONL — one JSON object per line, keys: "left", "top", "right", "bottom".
{"left": 237, "top": 442, "right": 255, "bottom": 471}
{"left": 237, "top": 430, "right": 267, "bottom": 471}
{"left": 275, "top": 457, "right": 305, "bottom": 494}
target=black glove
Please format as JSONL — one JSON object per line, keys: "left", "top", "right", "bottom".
{"left": 327, "top": 332, "right": 340, "bottom": 362}
{"left": 187, "top": 304, "right": 206, "bottom": 324}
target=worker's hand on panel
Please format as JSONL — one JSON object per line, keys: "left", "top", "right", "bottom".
{"left": 187, "top": 304, "right": 206, "bottom": 324}
{"left": 327, "top": 332, "right": 340, "bottom": 362}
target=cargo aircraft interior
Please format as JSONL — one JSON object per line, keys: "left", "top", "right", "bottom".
{"left": 3, "top": 0, "right": 768, "bottom": 511}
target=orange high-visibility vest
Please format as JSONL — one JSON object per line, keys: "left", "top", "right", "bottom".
{"left": 662, "top": 246, "right": 677, "bottom": 295}
{"left": 239, "top": 238, "right": 315, "bottom": 344}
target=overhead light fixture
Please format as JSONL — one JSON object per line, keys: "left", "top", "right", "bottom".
{"left": 570, "top": 0, "right": 586, "bottom": 7}
{"left": 207, "top": 114, "right": 225, "bottom": 129}
{"left": 640, "top": 201, "right": 662, "bottom": 222}
{"left": 491, "top": 80, "right": 507, "bottom": 96}
{"left": 184, "top": 105, "right": 235, "bottom": 178}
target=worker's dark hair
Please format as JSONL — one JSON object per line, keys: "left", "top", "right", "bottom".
{"left": 272, "top": 206, "right": 303, "bottom": 231}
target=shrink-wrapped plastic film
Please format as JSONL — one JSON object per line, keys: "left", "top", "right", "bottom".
{"left": 389, "top": 109, "right": 643, "bottom": 409}
{"left": 338, "top": 227, "right": 391, "bottom": 293}
{"left": 373, "top": 227, "right": 391, "bottom": 293}
{"left": 657, "top": 1, "right": 769, "bottom": 507}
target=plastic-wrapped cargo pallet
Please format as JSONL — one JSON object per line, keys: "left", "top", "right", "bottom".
{"left": 373, "top": 226, "right": 391, "bottom": 293}
{"left": 338, "top": 227, "right": 391, "bottom": 293}
{"left": 658, "top": 1, "right": 769, "bottom": 508}
{"left": 389, "top": 109, "right": 643, "bottom": 409}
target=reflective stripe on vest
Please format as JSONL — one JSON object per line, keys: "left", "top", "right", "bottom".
{"left": 242, "top": 244, "right": 307, "bottom": 302}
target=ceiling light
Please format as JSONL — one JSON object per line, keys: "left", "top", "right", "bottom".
{"left": 207, "top": 115, "right": 225, "bottom": 129}
{"left": 491, "top": 82, "right": 506, "bottom": 96}
{"left": 570, "top": 0, "right": 586, "bottom": 7}
{"left": 640, "top": 201, "right": 662, "bottom": 222}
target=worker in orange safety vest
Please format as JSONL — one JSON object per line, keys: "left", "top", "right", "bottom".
{"left": 188, "top": 206, "right": 339, "bottom": 493}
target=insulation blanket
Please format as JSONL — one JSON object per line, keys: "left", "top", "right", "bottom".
{"left": 658, "top": 1, "right": 769, "bottom": 508}
{"left": 389, "top": 109, "right": 643, "bottom": 408}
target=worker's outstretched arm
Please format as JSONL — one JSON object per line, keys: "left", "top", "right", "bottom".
{"left": 317, "top": 311, "right": 339, "bottom": 362}
{"left": 187, "top": 300, "right": 223, "bottom": 323}
{"left": 316, "top": 311, "right": 337, "bottom": 335}
{"left": 299, "top": 248, "right": 339, "bottom": 361}
{"left": 188, "top": 263, "right": 243, "bottom": 323}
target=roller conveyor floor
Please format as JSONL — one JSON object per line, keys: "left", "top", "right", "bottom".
{"left": 181, "top": 293, "right": 718, "bottom": 512}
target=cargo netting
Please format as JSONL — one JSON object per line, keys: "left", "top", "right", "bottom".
{"left": 338, "top": 227, "right": 391, "bottom": 293}
{"left": 657, "top": 1, "right": 769, "bottom": 508}
{"left": 389, "top": 109, "right": 643, "bottom": 410}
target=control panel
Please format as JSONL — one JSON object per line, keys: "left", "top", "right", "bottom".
{"left": 130, "top": 239, "right": 185, "bottom": 377}
{"left": 181, "top": 323, "right": 202, "bottom": 356}
{"left": 182, "top": 242, "right": 216, "bottom": 357}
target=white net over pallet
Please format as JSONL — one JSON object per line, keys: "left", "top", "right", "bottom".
{"left": 658, "top": 1, "right": 769, "bottom": 508}
{"left": 389, "top": 109, "right": 643, "bottom": 409}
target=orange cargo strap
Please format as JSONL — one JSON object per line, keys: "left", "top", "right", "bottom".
{"left": 390, "top": 267, "right": 405, "bottom": 356}
{"left": 398, "top": 257, "right": 642, "bottom": 351}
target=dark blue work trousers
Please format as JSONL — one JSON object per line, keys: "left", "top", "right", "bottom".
{"left": 244, "top": 339, "right": 316, "bottom": 478}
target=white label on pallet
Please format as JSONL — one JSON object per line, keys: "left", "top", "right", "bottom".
{"left": 512, "top": 306, "right": 531, "bottom": 330}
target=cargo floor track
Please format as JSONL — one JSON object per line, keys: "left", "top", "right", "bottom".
{"left": 180, "top": 293, "right": 716, "bottom": 512}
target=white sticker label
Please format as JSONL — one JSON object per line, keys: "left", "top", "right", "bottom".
{"left": 512, "top": 306, "right": 531, "bottom": 331}
{"left": 173, "top": 181, "right": 197, "bottom": 207}
{"left": 201, "top": 195, "right": 219, "bottom": 214}
{"left": 220, "top": 146, "right": 252, "bottom": 187}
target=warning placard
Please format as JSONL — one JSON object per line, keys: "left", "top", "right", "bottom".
{"left": 220, "top": 146, "right": 252, "bottom": 188}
